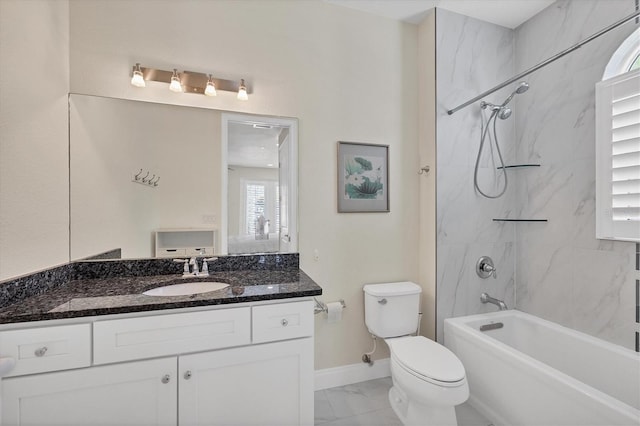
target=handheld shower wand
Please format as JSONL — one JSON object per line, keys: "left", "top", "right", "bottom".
{"left": 500, "top": 81, "right": 529, "bottom": 108}
{"left": 474, "top": 81, "right": 530, "bottom": 199}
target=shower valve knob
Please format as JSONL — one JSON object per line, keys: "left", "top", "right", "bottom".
{"left": 476, "top": 256, "right": 497, "bottom": 279}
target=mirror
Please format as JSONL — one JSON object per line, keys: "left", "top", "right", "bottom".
{"left": 222, "top": 113, "right": 298, "bottom": 255}
{"left": 69, "top": 94, "right": 297, "bottom": 261}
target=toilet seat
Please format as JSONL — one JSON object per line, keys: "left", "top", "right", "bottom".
{"left": 388, "top": 336, "right": 466, "bottom": 387}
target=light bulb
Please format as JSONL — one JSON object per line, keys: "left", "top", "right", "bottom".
{"left": 237, "top": 79, "right": 248, "bottom": 101}
{"left": 204, "top": 75, "right": 217, "bottom": 96}
{"left": 169, "top": 69, "right": 182, "bottom": 93}
{"left": 131, "top": 63, "right": 145, "bottom": 88}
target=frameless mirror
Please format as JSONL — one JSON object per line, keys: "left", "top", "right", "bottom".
{"left": 69, "top": 94, "right": 297, "bottom": 261}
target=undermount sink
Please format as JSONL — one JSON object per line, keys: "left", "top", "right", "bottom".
{"left": 143, "top": 282, "right": 230, "bottom": 297}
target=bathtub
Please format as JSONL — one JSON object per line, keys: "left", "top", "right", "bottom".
{"left": 444, "top": 310, "right": 640, "bottom": 426}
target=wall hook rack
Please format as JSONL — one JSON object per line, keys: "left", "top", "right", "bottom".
{"left": 132, "top": 169, "right": 160, "bottom": 188}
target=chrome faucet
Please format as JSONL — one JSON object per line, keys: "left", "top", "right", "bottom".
{"left": 201, "top": 257, "right": 218, "bottom": 275}
{"left": 189, "top": 257, "right": 200, "bottom": 275}
{"left": 480, "top": 292, "right": 508, "bottom": 311}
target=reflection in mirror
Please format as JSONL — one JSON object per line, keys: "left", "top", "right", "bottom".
{"left": 69, "top": 95, "right": 297, "bottom": 261}
{"left": 222, "top": 113, "right": 298, "bottom": 255}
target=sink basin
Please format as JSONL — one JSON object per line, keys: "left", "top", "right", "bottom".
{"left": 143, "top": 282, "right": 229, "bottom": 297}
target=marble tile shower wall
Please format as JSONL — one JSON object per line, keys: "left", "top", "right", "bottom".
{"left": 436, "top": 9, "right": 517, "bottom": 341}
{"left": 513, "top": 0, "right": 637, "bottom": 350}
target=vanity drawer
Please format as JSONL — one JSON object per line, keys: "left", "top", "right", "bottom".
{"left": 156, "top": 248, "right": 186, "bottom": 257}
{"left": 185, "top": 247, "right": 214, "bottom": 256}
{"left": 252, "top": 300, "right": 314, "bottom": 344}
{"left": 93, "top": 307, "right": 251, "bottom": 364}
{"left": 0, "top": 324, "right": 91, "bottom": 377}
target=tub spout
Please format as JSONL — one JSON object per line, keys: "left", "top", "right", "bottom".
{"left": 481, "top": 292, "right": 508, "bottom": 311}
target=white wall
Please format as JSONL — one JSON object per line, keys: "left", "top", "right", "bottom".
{"left": 417, "top": 11, "right": 437, "bottom": 339}
{"left": 0, "top": 0, "right": 70, "bottom": 280}
{"left": 70, "top": 95, "right": 220, "bottom": 260}
{"left": 514, "top": 0, "right": 637, "bottom": 349}
{"left": 69, "top": 0, "right": 419, "bottom": 369}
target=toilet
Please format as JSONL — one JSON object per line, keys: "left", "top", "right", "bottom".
{"left": 363, "top": 282, "right": 469, "bottom": 426}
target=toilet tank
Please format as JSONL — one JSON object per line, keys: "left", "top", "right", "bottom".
{"left": 363, "top": 282, "right": 422, "bottom": 338}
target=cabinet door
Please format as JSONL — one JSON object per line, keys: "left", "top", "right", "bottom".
{"left": 2, "top": 357, "right": 177, "bottom": 426}
{"left": 179, "top": 338, "right": 313, "bottom": 426}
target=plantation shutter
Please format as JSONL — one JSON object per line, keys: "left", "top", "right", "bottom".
{"left": 246, "top": 183, "right": 265, "bottom": 235}
{"left": 596, "top": 68, "right": 640, "bottom": 241}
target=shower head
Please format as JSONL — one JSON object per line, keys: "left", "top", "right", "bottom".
{"left": 480, "top": 101, "right": 512, "bottom": 120}
{"left": 498, "top": 107, "right": 512, "bottom": 120}
{"left": 500, "top": 81, "right": 530, "bottom": 107}
{"left": 515, "top": 81, "right": 529, "bottom": 94}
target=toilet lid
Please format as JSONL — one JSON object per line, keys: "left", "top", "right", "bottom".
{"left": 390, "top": 336, "right": 465, "bottom": 383}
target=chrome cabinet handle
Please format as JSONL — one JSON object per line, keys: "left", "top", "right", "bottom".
{"left": 378, "top": 298, "right": 387, "bottom": 305}
{"left": 34, "top": 347, "right": 48, "bottom": 357}
{"left": 184, "top": 370, "right": 192, "bottom": 380}
{"left": 281, "top": 318, "right": 289, "bottom": 327}
{"left": 161, "top": 374, "right": 171, "bottom": 384}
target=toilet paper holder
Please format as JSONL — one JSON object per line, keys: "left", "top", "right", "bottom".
{"left": 314, "top": 298, "right": 346, "bottom": 314}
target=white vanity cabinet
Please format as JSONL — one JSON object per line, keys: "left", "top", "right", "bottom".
{"left": 2, "top": 357, "right": 177, "bottom": 426}
{"left": 179, "top": 338, "right": 313, "bottom": 426}
{"left": 0, "top": 299, "right": 314, "bottom": 426}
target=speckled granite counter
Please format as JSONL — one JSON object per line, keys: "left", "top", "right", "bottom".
{"left": 0, "top": 254, "right": 322, "bottom": 324}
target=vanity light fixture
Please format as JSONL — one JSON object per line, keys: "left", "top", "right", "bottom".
{"left": 237, "top": 79, "right": 248, "bottom": 101}
{"left": 129, "top": 64, "right": 251, "bottom": 98}
{"left": 204, "top": 74, "right": 217, "bottom": 97}
{"left": 169, "top": 69, "right": 182, "bottom": 93}
{"left": 130, "top": 63, "right": 145, "bottom": 87}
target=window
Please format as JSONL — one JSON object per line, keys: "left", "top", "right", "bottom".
{"left": 596, "top": 28, "right": 640, "bottom": 242}
{"left": 241, "top": 180, "right": 279, "bottom": 237}
{"left": 245, "top": 183, "right": 266, "bottom": 235}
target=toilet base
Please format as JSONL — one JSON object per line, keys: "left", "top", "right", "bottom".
{"left": 389, "top": 386, "right": 458, "bottom": 426}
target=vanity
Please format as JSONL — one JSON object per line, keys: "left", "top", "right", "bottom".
{"left": 0, "top": 254, "right": 321, "bottom": 426}
{"left": 0, "top": 91, "right": 314, "bottom": 425}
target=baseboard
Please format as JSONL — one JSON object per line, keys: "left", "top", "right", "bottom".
{"left": 314, "top": 358, "right": 391, "bottom": 391}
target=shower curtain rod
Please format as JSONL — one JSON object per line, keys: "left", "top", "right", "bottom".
{"left": 447, "top": 9, "right": 640, "bottom": 116}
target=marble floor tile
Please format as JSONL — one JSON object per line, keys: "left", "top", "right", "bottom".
{"left": 456, "top": 402, "right": 492, "bottom": 426}
{"left": 316, "top": 377, "right": 492, "bottom": 426}
{"left": 320, "top": 407, "right": 402, "bottom": 426}
{"left": 323, "top": 377, "right": 394, "bottom": 419}
{"left": 315, "top": 389, "right": 339, "bottom": 425}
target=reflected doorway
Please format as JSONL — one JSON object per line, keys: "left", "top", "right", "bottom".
{"left": 221, "top": 113, "right": 297, "bottom": 255}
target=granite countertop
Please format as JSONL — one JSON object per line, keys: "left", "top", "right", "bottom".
{"left": 0, "top": 268, "right": 322, "bottom": 324}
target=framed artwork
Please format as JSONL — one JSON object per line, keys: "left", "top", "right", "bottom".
{"left": 337, "top": 141, "right": 389, "bottom": 213}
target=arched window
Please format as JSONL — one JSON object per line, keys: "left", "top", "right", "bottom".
{"left": 602, "top": 27, "right": 640, "bottom": 78}
{"left": 596, "top": 28, "right": 640, "bottom": 242}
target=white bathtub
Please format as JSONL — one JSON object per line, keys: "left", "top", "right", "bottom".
{"left": 444, "top": 310, "right": 640, "bottom": 426}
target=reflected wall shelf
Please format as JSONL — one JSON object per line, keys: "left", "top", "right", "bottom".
{"left": 155, "top": 228, "right": 217, "bottom": 257}
{"left": 492, "top": 219, "right": 548, "bottom": 222}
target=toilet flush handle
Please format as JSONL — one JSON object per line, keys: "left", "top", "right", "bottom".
{"left": 378, "top": 298, "right": 387, "bottom": 305}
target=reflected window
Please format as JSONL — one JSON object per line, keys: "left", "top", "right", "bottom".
{"left": 242, "top": 180, "right": 279, "bottom": 238}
